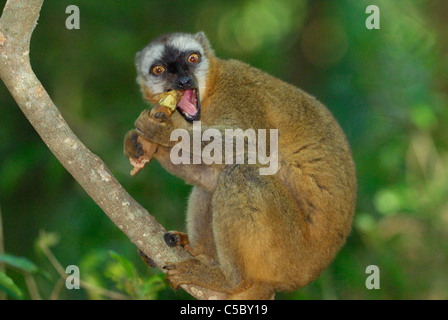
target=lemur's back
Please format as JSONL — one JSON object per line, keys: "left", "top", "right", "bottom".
{"left": 204, "top": 56, "right": 357, "bottom": 288}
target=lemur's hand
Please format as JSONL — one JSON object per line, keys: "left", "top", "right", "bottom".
{"left": 124, "top": 129, "right": 144, "bottom": 160}
{"left": 134, "top": 109, "right": 176, "bottom": 147}
{"left": 123, "top": 129, "right": 157, "bottom": 175}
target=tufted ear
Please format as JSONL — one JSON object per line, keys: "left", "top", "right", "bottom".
{"left": 194, "top": 31, "right": 214, "bottom": 56}
{"left": 135, "top": 50, "right": 142, "bottom": 68}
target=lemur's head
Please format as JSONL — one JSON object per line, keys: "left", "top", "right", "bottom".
{"left": 135, "top": 32, "right": 213, "bottom": 122}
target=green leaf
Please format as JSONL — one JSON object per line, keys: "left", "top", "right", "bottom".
{"left": 35, "top": 231, "right": 60, "bottom": 251}
{"left": 355, "top": 212, "right": 377, "bottom": 233}
{"left": 374, "top": 188, "right": 402, "bottom": 216}
{"left": 108, "top": 251, "right": 136, "bottom": 281}
{"left": 0, "top": 254, "right": 39, "bottom": 273}
{"left": 140, "top": 274, "right": 166, "bottom": 300}
{"left": 0, "top": 271, "right": 23, "bottom": 299}
{"left": 410, "top": 104, "right": 437, "bottom": 130}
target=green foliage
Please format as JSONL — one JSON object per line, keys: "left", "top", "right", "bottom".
{"left": 0, "top": 253, "right": 42, "bottom": 299}
{"left": 0, "top": 254, "right": 39, "bottom": 274}
{"left": 1, "top": 0, "right": 447, "bottom": 300}
{"left": 0, "top": 233, "right": 166, "bottom": 300}
{"left": 106, "top": 251, "right": 166, "bottom": 300}
{"left": 0, "top": 270, "right": 23, "bottom": 299}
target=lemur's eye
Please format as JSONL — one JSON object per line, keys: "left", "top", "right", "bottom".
{"left": 152, "top": 65, "right": 165, "bottom": 75}
{"left": 187, "top": 53, "right": 200, "bottom": 64}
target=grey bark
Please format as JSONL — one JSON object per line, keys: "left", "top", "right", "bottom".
{"left": 0, "top": 0, "right": 225, "bottom": 300}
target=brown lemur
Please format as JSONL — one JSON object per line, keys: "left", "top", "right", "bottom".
{"left": 124, "top": 32, "right": 357, "bottom": 299}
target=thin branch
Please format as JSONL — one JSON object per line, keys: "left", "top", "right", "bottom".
{"left": 24, "top": 273, "right": 42, "bottom": 300}
{"left": 49, "top": 278, "right": 64, "bottom": 300}
{"left": 0, "top": 0, "right": 225, "bottom": 300}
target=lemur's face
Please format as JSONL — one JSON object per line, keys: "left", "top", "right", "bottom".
{"left": 136, "top": 33, "right": 210, "bottom": 122}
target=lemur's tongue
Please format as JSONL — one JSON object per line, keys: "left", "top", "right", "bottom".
{"left": 177, "top": 89, "right": 197, "bottom": 117}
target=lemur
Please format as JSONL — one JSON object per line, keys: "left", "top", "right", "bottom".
{"left": 124, "top": 32, "right": 357, "bottom": 299}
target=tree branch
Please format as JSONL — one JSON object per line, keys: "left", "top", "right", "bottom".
{"left": 0, "top": 0, "right": 225, "bottom": 300}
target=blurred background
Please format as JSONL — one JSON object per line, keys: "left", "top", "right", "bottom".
{"left": 0, "top": 0, "right": 447, "bottom": 299}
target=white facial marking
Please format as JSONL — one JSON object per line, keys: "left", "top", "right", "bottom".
{"left": 140, "top": 44, "right": 164, "bottom": 74}
{"left": 168, "top": 35, "right": 204, "bottom": 56}
{"left": 195, "top": 55, "right": 209, "bottom": 103}
{"left": 139, "top": 44, "right": 166, "bottom": 94}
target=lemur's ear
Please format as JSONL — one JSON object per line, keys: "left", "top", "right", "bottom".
{"left": 195, "top": 31, "right": 214, "bottom": 56}
{"left": 135, "top": 50, "right": 142, "bottom": 67}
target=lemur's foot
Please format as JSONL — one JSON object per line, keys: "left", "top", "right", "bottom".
{"left": 164, "top": 231, "right": 189, "bottom": 247}
{"left": 138, "top": 249, "right": 156, "bottom": 268}
{"left": 163, "top": 256, "right": 230, "bottom": 292}
{"left": 163, "top": 258, "right": 201, "bottom": 290}
{"left": 164, "top": 231, "right": 206, "bottom": 257}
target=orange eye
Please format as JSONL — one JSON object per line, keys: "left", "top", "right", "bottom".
{"left": 187, "top": 53, "right": 200, "bottom": 64}
{"left": 152, "top": 65, "right": 165, "bottom": 75}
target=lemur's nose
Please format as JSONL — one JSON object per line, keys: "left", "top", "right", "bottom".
{"left": 176, "top": 76, "right": 194, "bottom": 90}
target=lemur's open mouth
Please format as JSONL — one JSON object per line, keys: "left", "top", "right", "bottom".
{"left": 176, "top": 89, "right": 200, "bottom": 122}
